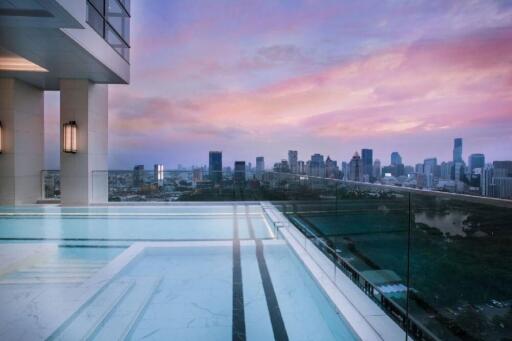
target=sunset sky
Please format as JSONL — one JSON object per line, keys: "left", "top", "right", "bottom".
{"left": 45, "top": 0, "right": 512, "bottom": 169}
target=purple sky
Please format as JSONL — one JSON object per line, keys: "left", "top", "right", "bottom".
{"left": 45, "top": 0, "right": 512, "bottom": 169}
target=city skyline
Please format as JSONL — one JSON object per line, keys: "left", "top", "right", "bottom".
{"left": 94, "top": 135, "right": 505, "bottom": 170}
{"left": 43, "top": 0, "right": 512, "bottom": 169}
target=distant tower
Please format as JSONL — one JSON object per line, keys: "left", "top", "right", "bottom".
{"left": 234, "top": 161, "right": 246, "bottom": 185}
{"left": 373, "top": 159, "right": 381, "bottom": 179}
{"left": 288, "top": 150, "right": 298, "bottom": 173}
{"left": 133, "top": 165, "right": 144, "bottom": 187}
{"left": 391, "top": 152, "right": 402, "bottom": 166}
{"left": 256, "top": 156, "right": 265, "bottom": 176}
{"left": 349, "top": 152, "right": 363, "bottom": 181}
{"left": 153, "top": 164, "right": 164, "bottom": 187}
{"left": 309, "top": 154, "right": 325, "bottom": 177}
{"left": 453, "top": 138, "right": 463, "bottom": 163}
{"left": 361, "top": 149, "right": 373, "bottom": 179}
{"left": 209, "top": 151, "right": 222, "bottom": 184}
{"left": 468, "top": 153, "right": 485, "bottom": 174}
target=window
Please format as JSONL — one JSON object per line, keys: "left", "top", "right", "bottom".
{"left": 86, "top": 0, "right": 130, "bottom": 62}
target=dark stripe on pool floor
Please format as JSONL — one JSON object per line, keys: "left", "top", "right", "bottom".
{"left": 255, "top": 238, "right": 289, "bottom": 341}
{"left": 246, "top": 211, "right": 289, "bottom": 341}
{"left": 233, "top": 205, "right": 246, "bottom": 341}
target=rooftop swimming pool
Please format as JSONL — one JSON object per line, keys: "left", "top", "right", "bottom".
{"left": 0, "top": 204, "right": 360, "bottom": 340}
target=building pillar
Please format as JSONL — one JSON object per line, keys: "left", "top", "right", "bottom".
{"left": 60, "top": 79, "right": 108, "bottom": 205}
{"left": 0, "top": 78, "right": 44, "bottom": 205}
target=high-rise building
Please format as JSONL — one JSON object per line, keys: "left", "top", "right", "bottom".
{"left": 415, "top": 163, "right": 424, "bottom": 174}
{"left": 256, "top": 156, "right": 265, "bottom": 177}
{"left": 234, "top": 161, "right": 246, "bottom": 185}
{"left": 153, "top": 164, "right": 164, "bottom": 187}
{"left": 273, "top": 160, "right": 290, "bottom": 173}
{"left": 349, "top": 152, "right": 363, "bottom": 181}
{"left": 209, "top": 151, "right": 222, "bottom": 184}
{"left": 373, "top": 159, "right": 381, "bottom": 180}
{"left": 493, "top": 161, "right": 512, "bottom": 177}
{"left": 133, "top": 165, "right": 144, "bottom": 187}
{"left": 288, "top": 150, "right": 298, "bottom": 173}
{"left": 493, "top": 161, "right": 512, "bottom": 199}
{"left": 404, "top": 165, "right": 415, "bottom": 176}
{"left": 423, "top": 158, "right": 437, "bottom": 175}
{"left": 453, "top": 138, "right": 463, "bottom": 163}
{"left": 361, "top": 149, "right": 373, "bottom": 179}
{"left": 391, "top": 152, "right": 402, "bottom": 166}
{"left": 325, "top": 156, "right": 339, "bottom": 179}
{"left": 440, "top": 161, "right": 452, "bottom": 180}
{"left": 342, "top": 161, "right": 349, "bottom": 180}
{"left": 494, "top": 177, "right": 512, "bottom": 199}
{"left": 297, "top": 161, "right": 305, "bottom": 174}
{"left": 309, "top": 154, "right": 325, "bottom": 177}
{"left": 468, "top": 154, "right": 485, "bottom": 174}
{"left": 481, "top": 165, "right": 494, "bottom": 196}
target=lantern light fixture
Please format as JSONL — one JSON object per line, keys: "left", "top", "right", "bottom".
{"left": 0, "top": 121, "right": 3, "bottom": 154}
{"left": 63, "top": 121, "right": 77, "bottom": 153}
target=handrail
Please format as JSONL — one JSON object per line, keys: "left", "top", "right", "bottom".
{"left": 264, "top": 171, "right": 512, "bottom": 208}
{"left": 277, "top": 202, "right": 441, "bottom": 341}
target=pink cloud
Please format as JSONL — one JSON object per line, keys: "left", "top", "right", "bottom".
{"left": 109, "top": 26, "right": 512, "bottom": 165}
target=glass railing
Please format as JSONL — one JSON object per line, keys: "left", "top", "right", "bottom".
{"left": 91, "top": 169, "right": 268, "bottom": 202}
{"left": 39, "top": 169, "right": 512, "bottom": 339}
{"left": 266, "top": 172, "right": 512, "bottom": 341}
{"left": 40, "top": 170, "right": 60, "bottom": 200}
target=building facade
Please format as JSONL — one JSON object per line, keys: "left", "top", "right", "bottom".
{"left": 0, "top": 0, "right": 131, "bottom": 205}
{"left": 209, "top": 151, "right": 222, "bottom": 184}
{"left": 288, "top": 150, "right": 298, "bottom": 174}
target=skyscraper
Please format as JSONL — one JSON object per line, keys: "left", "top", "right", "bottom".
{"left": 309, "top": 154, "right": 325, "bottom": 177}
{"left": 256, "top": 156, "right": 265, "bottom": 176}
{"left": 349, "top": 152, "right": 363, "bottom": 181}
{"left": 481, "top": 165, "right": 494, "bottom": 196}
{"left": 440, "top": 161, "right": 452, "bottom": 180}
{"left": 361, "top": 149, "right": 373, "bottom": 179}
{"left": 453, "top": 138, "right": 463, "bottom": 163}
{"left": 154, "top": 164, "right": 164, "bottom": 187}
{"left": 468, "top": 153, "right": 485, "bottom": 173}
{"left": 391, "top": 152, "right": 402, "bottom": 166}
{"left": 209, "top": 151, "right": 222, "bottom": 184}
{"left": 133, "top": 165, "right": 144, "bottom": 187}
{"left": 423, "top": 158, "right": 437, "bottom": 175}
{"left": 234, "top": 161, "right": 246, "bottom": 185}
{"left": 288, "top": 150, "right": 298, "bottom": 173}
{"left": 372, "top": 159, "right": 381, "bottom": 179}
{"left": 297, "top": 161, "right": 305, "bottom": 174}
{"left": 325, "top": 156, "right": 339, "bottom": 179}
{"left": 493, "top": 161, "right": 512, "bottom": 177}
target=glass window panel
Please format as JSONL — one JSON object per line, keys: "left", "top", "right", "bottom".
{"left": 106, "top": 24, "right": 129, "bottom": 61}
{"left": 86, "top": 2, "right": 104, "bottom": 37}
{"left": 106, "top": 0, "right": 130, "bottom": 43}
{"left": 88, "top": 0, "right": 105, "bottom": 15}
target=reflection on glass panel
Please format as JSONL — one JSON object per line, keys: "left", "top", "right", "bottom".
{"left": 410, "top": 195, "right": 512, "bottom": 340}
{"left": 106, "top": 24, "right": 129, "bottom": 61}
{"left": 86, "top": 2, "right": 103, "bottom": 37}
{"left": 106, "top": 0, "right": 130, "bottom": 42}
{"left": 89, "top": 0, "right": 105, "bottom": 14}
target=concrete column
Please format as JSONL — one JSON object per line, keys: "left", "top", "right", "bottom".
{"left": 0, "top": 78, "right": 44, "bottom": 205}
{"left": 60, "top": 79, "right": 108, "bottom": 205}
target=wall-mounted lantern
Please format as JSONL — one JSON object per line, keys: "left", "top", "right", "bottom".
{"left": 0, "top": 121, "right": 3, "bottom": 154}
{"left": 63, "top": 121, "right": 77, "bottom": 153}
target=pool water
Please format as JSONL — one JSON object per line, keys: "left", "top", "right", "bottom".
{"left": 0, "top": 204, "right": 358, "bottom": 340}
